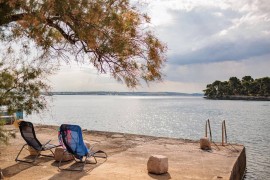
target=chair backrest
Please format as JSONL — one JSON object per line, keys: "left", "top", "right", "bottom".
{"left": 59, "top": 124, "right": 88, "bottom": 159}
{"left": 19, "top": 121, "right": 42, "bottom": 150}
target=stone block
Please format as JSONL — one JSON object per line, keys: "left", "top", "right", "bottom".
{"left": 147, "top": 155, "right": 168, "bottom": 174}
{"left": 54, "top": 147, "right": 73, "bottom": 162}
{"left": 200, "top": 137, "right": 211, "bottom": 150}
{"left": 28, "top": 145, "right": 39, "bottom": 156}
{"left": 0, "top": 168, "right": 4, "bottom": 179}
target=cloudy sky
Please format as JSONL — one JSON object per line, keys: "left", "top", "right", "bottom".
{"left": 49, "top": 0, "right": 270, "bottom": 93}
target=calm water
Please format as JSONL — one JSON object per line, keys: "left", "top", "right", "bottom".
{"left": 27, "top": 95, "right": 270, "bottom": 179}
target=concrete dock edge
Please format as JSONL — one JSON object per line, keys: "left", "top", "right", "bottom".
{"left": 230, "top": 146, "right": 246, "bottom": 180}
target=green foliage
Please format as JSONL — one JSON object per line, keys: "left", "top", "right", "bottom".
{"left": 0, "top": 120, "right": 16, "bottom": 145}
{"left": 0, "top": 0, "right": 167, "bottom": 88}
{"left": 0, "top": 120, "right": 8, "bottom": 145}
{"left": 0, "top": 59, "right": 52, "bottom": 145}
{"left": 203, "top": 76, "right": 270, "bottom": 98}
{"left": 0, "top": 60, "right": 50, "bottom": 114}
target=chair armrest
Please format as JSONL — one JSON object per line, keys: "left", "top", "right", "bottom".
{"left": 42, "top": 140, "right": 51, "bottom": 147}
{"left": 88, "top": 142, "right": 98, "bottom": 151}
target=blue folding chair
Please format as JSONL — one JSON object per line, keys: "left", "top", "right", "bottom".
{"left": 58, "top": 124, "right": 107, "bottom": 171}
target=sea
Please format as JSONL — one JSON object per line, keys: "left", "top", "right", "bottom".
{"left": 26, "top": 95, "right": 270, "bottom": 179}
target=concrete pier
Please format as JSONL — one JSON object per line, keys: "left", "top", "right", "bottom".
{"left": 0, "top": 125, "right": 246, "bottom": 179}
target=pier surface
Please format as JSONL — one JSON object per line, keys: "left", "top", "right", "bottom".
{"left": 0, "top": 125, "right": 246, "bottom": 180}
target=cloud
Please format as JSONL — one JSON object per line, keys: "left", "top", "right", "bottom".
{"left": 147, "top": 0, "right": 270, "bottom": 65}
{"left": 164, "top": 55, "right": 270, "bottom": 84}
{"left": 169, "top": 37, "right": 270, "bottom": 65}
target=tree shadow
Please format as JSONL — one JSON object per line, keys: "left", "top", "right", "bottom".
{"left": 148, "top": 172, "right": 172, "bottom": 180}
{"left": 2, "top": 156, "right": 53, "bottom": 178}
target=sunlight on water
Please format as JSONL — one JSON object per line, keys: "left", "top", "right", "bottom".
{"left": 27, "top": 95, "right": 270, "bottom": 179}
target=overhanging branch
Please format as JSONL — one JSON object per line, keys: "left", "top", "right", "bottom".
{"left": 45, "top": 19, "right": 76, "bottom": 44}
{"left": 1, "top": 12, "right": 77, "bottom": 45}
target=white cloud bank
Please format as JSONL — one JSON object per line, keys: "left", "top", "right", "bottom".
{"left": 50, "top": 0, "right": 270, "bottom": 93}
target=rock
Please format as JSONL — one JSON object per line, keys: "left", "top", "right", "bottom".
{"left": 135, "top": 137, "right": 144, "bottom": 142}
{"left": 54, "top": 147, "right": 73, "bottom": 162}
{"left": 0, "top": 168, "right": 4, "bottom": 179}
{"left": 147, "top": 155, "right": 168, "bottom": 174}
{"left": 28, "top": 145, "right": 39, "bottom": 156}
{"left": 200, "top": 137, "right": 211, "bottom": 150}
{"left": 111, "top": 134, "right": 124, "bottom": 138}
{"left": 212, "top": 175, "right": 223, "bottom": 179}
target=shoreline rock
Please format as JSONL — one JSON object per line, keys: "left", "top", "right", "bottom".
{"left": 204, "top": 95, "right": 270, "bottom": 101}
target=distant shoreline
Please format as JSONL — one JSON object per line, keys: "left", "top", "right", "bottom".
{"left": 204, "top": 95, "right": 270, "bottom": 101}
{"left": 45, "top": 91, "right": 204, "bottom": 96}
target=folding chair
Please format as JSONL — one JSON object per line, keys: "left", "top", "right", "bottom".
{"left": 15, "top": 121, "right": 60, "bottom": 163}
{"left": 58, "top": 124, "right": 107, "bottom": 171}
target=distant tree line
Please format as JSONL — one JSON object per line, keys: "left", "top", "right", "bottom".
{"left": 204, "top": 76, "right": 270, "bottom": 98}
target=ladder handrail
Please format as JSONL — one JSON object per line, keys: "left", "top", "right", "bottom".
{"left": 222, "top": 120, "right": 227, "bottom": 145}
{"left": 205, "top": 119, "right": 212, "bottom": 142}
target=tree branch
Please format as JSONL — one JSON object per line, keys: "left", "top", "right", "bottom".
{"left": 45, "top": 19, "right": 76, "bottom": 44}
{"left": 1, "top": 12, "right": 77, "bottom": 45}
{"left": 0, "top": 13, "right": 26, "bottom": 26}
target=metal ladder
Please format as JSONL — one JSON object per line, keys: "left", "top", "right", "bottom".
{"left": 205, "top": 119, "right": 227, "bottom": 145}
{"left": 222, "top": 120, "right": 227, "bottom": 146}
{"left": 204, "top": 119, "right": 239, "bottom": 152}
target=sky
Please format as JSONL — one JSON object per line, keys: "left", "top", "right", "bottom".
{"left": 49, "top": 0, "right": 270, "bottom": 93}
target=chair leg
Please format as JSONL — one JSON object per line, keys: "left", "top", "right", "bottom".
{"left": 80, "top": 155, "right": 97, "bottom": 171}
{"left": 58, "top": 151, "right": 80, "bottom": 171}
{"left": 81, "top": 156, "right": 87, "bottom": 171}
{"left": 58, "top": 150, "right": 66, "bottom": 171}
{"left": 40, "top": 149, "right": 55, "bottom": 158}
{"left": 86, "top": 154, "right": 97, "bottom": 164}
{"left": 50, "top": 149, "right": 55, "bottom": 157}
{"left": 58, "top": 152, "right": 97, "bottom": 171}
{"left": 15, "top": 144, "right": 41, "bottom": 163}
{"left": 93, "top": 150, "right": 107, "bottom": 159}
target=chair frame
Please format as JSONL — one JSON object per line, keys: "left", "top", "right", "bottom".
{"left": 58, "top": 150, "right": 98, "bottom": 171}
{"left": 58, "top": 124, "right": 107, "bottom": 171}
{"left": 15, "top": 121, "right": 60, "bottom": 163}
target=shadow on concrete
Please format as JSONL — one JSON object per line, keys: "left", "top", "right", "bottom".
{"left": 49, "top": 157, "right": 107, "bottom": 180}
{"left": 148, "top": 172, "right": 172, "bottom": 180}
{"left": 2, "top": 156, "right": 53, "bottom": 178}
{"left": 48, "top": 169, "right": 88, "bottom": 180}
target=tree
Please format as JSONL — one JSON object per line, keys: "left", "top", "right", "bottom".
{"left": 0, "top": 59, "right": 52, "bottom": 144}
{"left": 203, "top": 84, "right": 216, "bottom": 98}
{"left": 204, "top": 76, "right": 270, "bottom": 99}
{"left": 219, "top": 81, "right": 229, "bottom": 96}
{"left": 203, "top": 81, "right": 229, "bottom": 98}
{"left": 241, "top": 76, "right": 253, "bottom": 95}
{"left": 0, "top": 120, "right": 16, "bottom": 145}
{"left": 0, "top": 0, "right": 167, "bottom": 88}
{"left": 0, "top": 59, "right": 53, "bottom": 115}
{"left": 212, "top": 80, "right": 222, "bottom": 97}
{"left": 257, "top": 77, "right": 270, "bottom": 96}
{"left": 228, "top": 77, "right": 241, "bottom": 95}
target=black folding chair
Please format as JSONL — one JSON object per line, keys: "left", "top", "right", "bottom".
{"left": 58, "top": 124, "right": 107, "bottom": 171}
{"left": 15, "top": 121, "right": 60, "bottom": 163}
